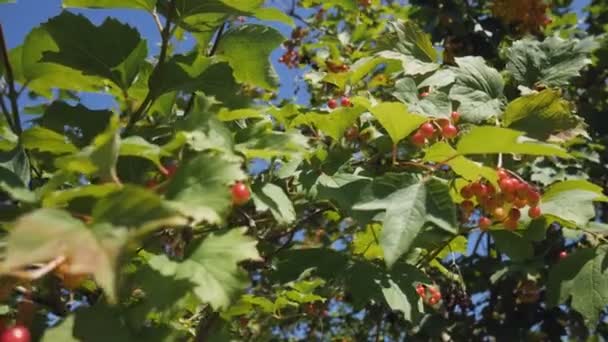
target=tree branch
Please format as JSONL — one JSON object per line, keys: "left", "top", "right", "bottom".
{"left": 0, "top": 23, "right": 22, "bottom": 134}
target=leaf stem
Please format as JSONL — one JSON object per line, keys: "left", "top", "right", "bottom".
{"left": 0, "top": 23, "right": 22, "bottom": 134}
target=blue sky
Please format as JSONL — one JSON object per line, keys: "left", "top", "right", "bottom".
{"left": 0, "top": 0, "right": 590, "bottom": 110}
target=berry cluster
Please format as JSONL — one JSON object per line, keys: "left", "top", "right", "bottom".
{"left": 416, "top": 284, "right": 442, "bottom": 305}
{"left": 326, "top": 60, "right": 350, "bottom": 73}
{"left": 410, "top": 112, "right": 460, "bottom": 146}
{"left": 460, "top": 169, "right": 542, "bottom": 231}
{"left": 327, "top": 96, "right": 351, "bottom": 109}
{"left": 278, "top": 27, "right": 308, "bottom": 69}
{"left": 491, "top": 0, "right": 551, "bottom": 34}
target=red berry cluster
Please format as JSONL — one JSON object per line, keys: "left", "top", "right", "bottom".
{"left": 278, "top": 27, "right": 308, "bottom": 69}
{"left": 0, "top": 325, "right": 30, "bottom": 342}
{"left": 460, "top": 169, "right": 542, "bottom": 231}
{"left": 278, "top": 50, "right": 300, "bottom": 68}
{"left": 416, "top": 284, "right": 441, "bottom": 305}
{"left": 327, "top": 96, "right": 351, "bottom": 109}
{"left": 411, "top": 112, "right": 460, "bottom": 147}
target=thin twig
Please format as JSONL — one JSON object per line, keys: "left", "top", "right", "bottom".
{"left": 208, "top": 22, "right": 226, "bottom": 57}
{"left": 0, "top": 23, "right": 22, "bottom": 134}
{"left": 9, "top": 256, "right": 66, "bottom": 280}
{"left": 125, "top": 0, "right": 177, "bottom": 134}
{"left": 0, "top": 94, "right": 15, "bottom": 132}
{"left": 471, "top": 231, "right": 486, "bottom": 256}
{"left": 182, "top": 22, "right": 227, "bottom": 118}
{"left": 151, "top": 9, "right": 164, "bottom": 34}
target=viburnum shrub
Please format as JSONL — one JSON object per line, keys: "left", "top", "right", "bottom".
{"left": 0, "top": 0, "right": 607, "bottom": 340}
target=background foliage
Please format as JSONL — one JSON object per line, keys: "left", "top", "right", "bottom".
{"left": 0, "top": 0, "right": 607, "bottom": 340}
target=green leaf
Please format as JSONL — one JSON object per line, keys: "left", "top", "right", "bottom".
{"left": 252, "top": 7, "right": 295, "bottom": 26}
{"left": 291, "top": 105, "right": 365, "bottom": 141}
{"left": 35, "top": 102, "right": 113, "bottom": 147}
{"left": 11, "top": 28, "right": 104, "bottom": 98}
{"left": 392, "top": 78, "right": 451, "bottom": 118}
{"left": 271, "top": 248, "right": 349, "bottom": 283}
{"left": 379, "top": 21, "right": 438, "bottom": 75}
{"left": 176, "top": 95, "right": 234, "bottom": 153}
{"left": 40, "top": 12, "right": 147, "bottom": 90}
{"left": 502, "top": 90, "right": 578, "bottom": 139}
{"left": 456, "top": 126, "right": 571, "bottom": 158}
{"left": 547, "top": 247, "right": 608, "bottom": 326}
{"left": 119, "top": 136, "right": 170, "bottom": 169}
{"left": 3, "top": 209, "right": 127, "bottom": 301}
{"left": 541, "top": 180, "right": 608, "bottom": 227}
{"left": 0, "top": 147, "right": 31, "bottom": 186}
{"left": 42, "top": 183, "right": 121, "bottom": 208}
{"left": 251, "top": 183, "right": 296, "bottom": 225}
{"left": 490, "top": 231, "right": 533, "bottom": 261}
{"left": 41, "top": 316, "right": 77, "bottom": 342}
{"left": 164, "top": 154, "right": 246, "bottom": 224}
{"left": 148, "top": 227, "right": 260, "bottom": 310}
{"left": 22, "top": 126, "right": 78, "bottom": 155}
{"left": 215, "top": 24, "right": 283, "bottom": 90}
{"left": 352, "top": 223, "right": 383, "bottom": 260}
{"left": 92, "top": 185, "right": 185, "bottom": 231}
{"left": 449, "top": 56, "right": 505, "bottom": 122}
{"left": 369, "top": 102, "right": 427, "bottom": 144}
{"left": 56, "top": 115, "right": 121, "bottom": 183}
{"left": 355, "top": 178, "right": 457, "bottom": 268}
{"left": 0, "top": 167, "right": 36, "bottom": 203}
{"left": 236, "top": 126, "right": 308, "bottom": 160}
{"left": 63, "top": 0, "right": 156, "bottom": 10}
{"left": 149, "top": 53, "right": 212, "bottom": 97}
{"left": 506, "top": 36, "right": 599, "bottom": 88}
{"left": 424, "top": 142, "right": 499, "bottom": 186}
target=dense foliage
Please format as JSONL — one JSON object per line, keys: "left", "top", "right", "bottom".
{"left": 0, "top": 0, "right": 607, "bottom": 340}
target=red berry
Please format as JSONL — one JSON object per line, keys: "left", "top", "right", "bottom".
{"left": 460, "top": 185, "right": 473, "bottom": 199}
{"left": 327, "top": 99, "right": 338, "bottom": 109}
{"left": 450, "top": 111, "right": 460, "bottom": 122}
{"left": 461, "top": 200, "right": 475, "bottom": 213}
{"left": 411, "top": 131, "right": 426, "bottom": 146}
{"left": 479, "top": 216, "right": 492, "bottom": 230}
{"left": 513, "top": 197, "right": 528, "bottom": 209}
{"left": 509, "top": 208, "right": 521, "bottom": 221}
{"left": 420, "top": 122, "right": 435, "bottom": 138}
{"left": 515, "top": 182, "right": 529, "bottom": 197}
{"left": 528, "top": 206, "right": 542, "bottom": 219}
{"left": 420, "top": 91, "right": 430, "bottom": 98}
{"left": 430, "top": 290, "right": 441, "bottom": 301}
{"left": 559, "top": 251, "right": 568, "bottom": 259}
{"left": 0, "top": 326, "right": 30, "bottom": 342}
{"left": 471, "top": 182, "right": 488, "bottom": 198}
{"left": 442, "top": 124, "right": 458, "bottom": 138}
{"left": 415, "top": 284, "right": 426, "bottom": 297}
{"left": 231, "top": 182, "right": 251, "bottom": 205}
{"left": 145, "top": 179, "right": 158, "bottom": 188}
{"left": 499, "top": 178, "right": 516, "bottom": 193}
{"left": 161, "top": 163, "right": 178, "bottom": 178}
{"left": 504, "top": 219, "right": 518, "bottom": 231}
{"left": 340, "top": 96, "right": 351, "bottom": 107}
{"left": 527, "top": 190, "right": 541, "bottom": 206}
{"left": 497, "top": 168, "right": 509, "bottom": 179}
{"left": 428, "top": 296, "right": 439, "bottom": 305}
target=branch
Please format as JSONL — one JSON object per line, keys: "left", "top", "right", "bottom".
{"left": 125, "top": 0, "right": 177, "bottom": 134}
{"left": 0, "top": 23, "right": 22, "bottom": 134}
